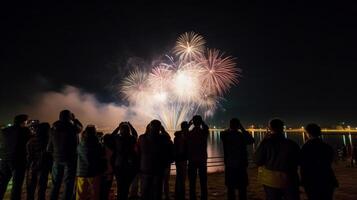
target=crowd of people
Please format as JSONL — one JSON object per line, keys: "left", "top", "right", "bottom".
{"left": 0, "top": 110, "right": 340, "bottom": 200}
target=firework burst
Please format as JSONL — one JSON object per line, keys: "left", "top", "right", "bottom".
{"left": 121, "top": 69, "right": 149, "bottom": 103}
{"left": 173, "top": 32, "right": 206, "bottom": 61}
{"left": 121, "top": 32, "right": 240, "bottom": 130}
{"left": 197, "top": 49, "right": 240, "bottom": 95}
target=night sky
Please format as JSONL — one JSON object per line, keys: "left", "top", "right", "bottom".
{"left": 1, "top": 3, "right": 356, "bottom": 127}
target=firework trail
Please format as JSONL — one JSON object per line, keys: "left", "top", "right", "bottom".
{"left": 121, "top": 32, "right": 240, "bottom": 130}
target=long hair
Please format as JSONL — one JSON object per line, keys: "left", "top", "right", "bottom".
{"left": 81, "top": 125, "right": 97, "bottom": 144}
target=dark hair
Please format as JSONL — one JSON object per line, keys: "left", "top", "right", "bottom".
{"left": 230, "top": 118, "right": 240, "bottom": 129}
{"left": 59, "top": 110, "right": 71, "bottom": 121}
{"left": 305, "top": 123, "right": 321, "bottom": 137}
{"left": 82, "top": 125, "right": 97, "bottom": 142}
{"left": 14, "top": 114, "right": 29, "bottom": 125}
{"left": 181, "top": 121, "right": 189, "bottom": 130}
{"left": 119, "top": 122, "right": 130, "bottom": 136}
{"left": 192, "top": 115, "right": 203, "bottom": 126}
{"left": 269, "top": 118, "right": 284, "bottom": 133}
{"left": 149, "top": 120, "right": 161, "bottom": 134}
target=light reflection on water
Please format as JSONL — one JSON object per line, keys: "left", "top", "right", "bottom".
{"left": 200, "top": 130, "right": 357, "bottom": 173}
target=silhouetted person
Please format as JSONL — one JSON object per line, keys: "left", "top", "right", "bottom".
{"left": 48, "top": 110, "right": 83, "bottom": 200}
{"left": 174, "top": 121, "right": 189, "bottom": 200}
{"left": 220, "top": 118, "right": 254, "bottom": 200}
{"left": 26, "top": 122, "right": 52, "bottom": 200}
{"left": 161, "top": 126, "right": 173, "bottom": 200}
{"left": 100, "top": 134, "right": 115, "bottom": 200}
{"left": 76, "top": 126, "right": 104, "bottom": 200}
{"left": 300, "top": 123, "right": 338, "bottom": 200}
{"left": 255, "top": 119, "right": 300, "bottom": 200}
{"left": 113, "top": 122, "right": 139, "bottom": 200}
{"left": 0, "top": 114, "right": 31, "bottom": 200}
{"left": 138, "top": 120, "right": 173, "bottom": 200}
{"left": 186, "top": 115, "right": 209, "bottom": 200}
{"left": 130, "top": 125, "right": 152, "bottom": 200}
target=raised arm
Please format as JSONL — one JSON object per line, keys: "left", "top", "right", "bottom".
{"left": 128, "top": 122, "right": 138, "bottom": 138}
{"left": 238, "top": 121, "right": 255, "bottom": 144}
{"left": 160, "top": 125, "right": 171, "bottom": 140}
{"left": 73, "top": 118, "right": 83, "bottom": 133}
{"left": 111, "top": 126, "right": 120, "bottom": 135}
{"left": 202, "top": 121, "right": 209, "bottom": 137}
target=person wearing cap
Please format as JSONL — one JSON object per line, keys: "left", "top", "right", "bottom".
{"left": 300, "top": 123, "right": 338, "bottom": 200}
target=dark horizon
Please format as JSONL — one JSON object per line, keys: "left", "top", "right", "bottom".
{"left": 1, "top": 3, "right": 357, "bottom": 127}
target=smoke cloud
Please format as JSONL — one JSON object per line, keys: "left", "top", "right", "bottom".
{"left": 25, "top": 85, "right": 150, "bottom": 133}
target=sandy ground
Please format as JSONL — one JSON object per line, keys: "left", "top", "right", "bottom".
{"left": 163, "top": 161, "right": 357, "bottom": 200}
{"left": 4, "top": 161, "right": 357, "bottom": 199}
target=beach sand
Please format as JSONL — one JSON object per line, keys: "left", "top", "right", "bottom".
{"left": 4, "top": 161, "right": 357, "bottom": 199}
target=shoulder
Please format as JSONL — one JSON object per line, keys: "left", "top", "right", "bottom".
{"left": 221, "top": 130, "right": 235, "bottom": 138}
{"left": 52, "top": 120, "right": 61, "bottom": 126}
{"left": 174, "top": 131, "right": 181, "bottom": 137}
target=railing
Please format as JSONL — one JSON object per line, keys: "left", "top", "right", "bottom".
{"left": 170, "top": 156, "right": 225, "bottom": 171}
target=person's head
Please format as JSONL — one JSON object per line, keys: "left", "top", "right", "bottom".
{"left": 181, "top": 121, "right": 189, "bottom": 131}
{"left": 192, "top": 115, "right": 203, "bottom": 127}
{"left": 82, "top": 125, "right": 97, "bottom": 142}
{"left": 305, "top": 123, "right": 321, "bottom": 138}
{"left": 37, "top": 122, "right": 50, "bottom": 140}
{"left": 229, "top": 118, "right": 240, "bottom": 130}
{"left": 149, "top": 119, "right": 161, "bottom": 135}
{"left": 59, "top": 110, "right": 72, "bottom": 122}
{"left": 14, "top": 114, "right": 29, "bottom": 127}
{"left": 268, "top": 118, "right": 284, "bottom": 133}
{"left": 119, "top": 122, "right": 130, "bottom": 137}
